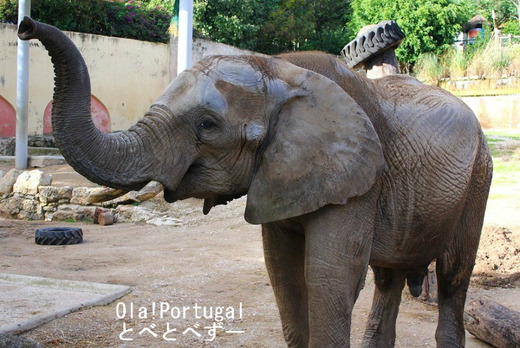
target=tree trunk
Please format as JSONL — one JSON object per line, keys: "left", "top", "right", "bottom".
{"left": 464, "top": 297, "right": 520, "bottom": 348}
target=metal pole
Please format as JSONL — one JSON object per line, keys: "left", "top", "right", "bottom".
{"left": 15, "top": 0, "right": 31, "bottom": 169}
{"left": 177, "top": 0, "right": 193, "bottom": 74}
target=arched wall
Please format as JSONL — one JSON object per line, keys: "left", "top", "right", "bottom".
{"left": 43, "top": 95, "right": 111, "bottom": 134}
{"left": 0, "top": 95, "right": 16, "bottom": 137}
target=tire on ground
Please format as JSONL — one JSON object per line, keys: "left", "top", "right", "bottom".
{"left": 35, "top": 227, "right": 83, "bottom": 245}
{"left": 341, "top": 20, "right": 405, "bottom": 69}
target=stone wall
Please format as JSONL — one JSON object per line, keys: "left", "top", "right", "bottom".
{"left": 0, "top": 169, "right": 182, "bottom": 226}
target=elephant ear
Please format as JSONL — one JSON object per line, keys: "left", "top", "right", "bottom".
{"left": 245, "top": 60, "right": 385, "bottom": 224}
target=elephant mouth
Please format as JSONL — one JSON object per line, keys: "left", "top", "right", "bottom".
{"left": 160, "top": 172, "right": 210, "bottom": 204}
{"left": 163, "top": 187, "right": 179, "bottom": 203}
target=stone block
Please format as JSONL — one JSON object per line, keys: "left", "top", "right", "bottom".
{"left": 0, "top": 138, "right": 15, "bottom": 156}
{"left": 0, "top": 196, "right": 42, "bottom": 220}
{"left": 114, "top": 205, "right": 156, "bottom": 223}
{"left": 0, "top": 169, "right": 24, "bottom": 197}
{"left": 28, "top": 156, "right": 66, "bottom": 168}
{"left": 52, "top": 204, "right": 96, "bottom": 222}
{"left": 39, "top": 186, "right": 73, "bottom": 204}
{"left": 71, "top": 187, "right": 126, "bottom": 205}
{"left": 13, "top": 170, "right": 52, "bottom": 195}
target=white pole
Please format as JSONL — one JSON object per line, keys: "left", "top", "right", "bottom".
{"left": 177, "top": 0, "right": 193, "bottom": 74}
{"left": 15, "top": 0, "right": 31, "bottom": 169}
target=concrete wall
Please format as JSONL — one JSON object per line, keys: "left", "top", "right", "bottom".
{"left": 169, "top": 37, "right": 264, "bottom": 79}
{"left": 0, "top": 23, "right": 170, "bottom": 135}
{"left": 0, "top": 23, "right": 257, "bottom": 135}
{"left": 460, "top": 95, "right": 520, "bottom": 129}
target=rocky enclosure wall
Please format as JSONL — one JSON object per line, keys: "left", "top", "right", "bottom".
{"left": 0, "top": 169, "right": 182, "bottom": 226}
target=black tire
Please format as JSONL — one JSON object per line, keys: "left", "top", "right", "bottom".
{"left": 35, "top": 227, "right": 83, "bottom": 245}
{"left": 341, "top": 20, "right": 405, "bottom": 69}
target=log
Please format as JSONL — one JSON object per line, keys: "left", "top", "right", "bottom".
{"left": 93, "top": 207, "right": 111, "bottom": 224}
{"left": 98, "top": 212, "right": 114, "bottom": 226}
{"left": 464, "top": 297, "right": 520, "bottom": 348}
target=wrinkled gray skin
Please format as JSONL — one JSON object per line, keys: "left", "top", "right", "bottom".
{"left": 19, "top": 18, "right": 492, "bottom": 348}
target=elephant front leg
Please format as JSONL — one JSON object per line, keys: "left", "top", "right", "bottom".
{"left": 304, "top": 201, "right": 376, "bottom": 348}
{"left": 262, "top": 222, "right": 309, "bottom": 348}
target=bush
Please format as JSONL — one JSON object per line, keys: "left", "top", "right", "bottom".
{"left": 415, "top": 40, "right": 520, "bottom": 83}
{"left": 501, "top": 20, "right": 520, "bottom": 36}
{"left": 415, "top": 53, "right": 444, "bottom": 85}
{"left": 0, "top": 0, "right": 172, "bottom": 43}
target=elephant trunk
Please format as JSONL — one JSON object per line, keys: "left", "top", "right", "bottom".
{"left": 18, "top": 17, "right": 161, "bottom": 191}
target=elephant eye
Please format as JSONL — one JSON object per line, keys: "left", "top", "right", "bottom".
{"left": 198, "top": 118, "right": 217, "bottom": 130}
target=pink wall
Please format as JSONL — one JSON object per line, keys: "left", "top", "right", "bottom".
{"left": 0, "top": 95, "right": 16, "bottom": 137}
{"left": 43, "top": 95, "right": 111, "bottom": 134}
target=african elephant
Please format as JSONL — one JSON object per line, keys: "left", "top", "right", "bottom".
{"left": 18, "top": 17, "right": 492, "bottom": 348}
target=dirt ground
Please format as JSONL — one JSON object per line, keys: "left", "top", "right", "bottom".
{"left": 1, "top": 163, "right": 519, "bottom": 347}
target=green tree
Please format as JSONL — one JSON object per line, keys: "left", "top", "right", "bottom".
{"left": 1, "top": 0, "right": 172, "bottom": 42}
{"left": 193, "top": 0, "right": 352, "bottom": 55}
{"left": 193, "top": 0, "right": 275, "bottom": 51}
{"left": 469, "top": 0, "right": 517, "bottom": 28}
{"left": 349, "top": 0, "right": 471, "bottom": 69}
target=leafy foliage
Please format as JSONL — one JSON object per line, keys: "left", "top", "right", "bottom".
{"left": 469, "top": 0, "right": 518, "bottom": 28}
{"left": 349, "top": 0, "right": 471, "bottom": 70}
{"left": 193, "top": 0, "right": 352, "bottom": 55}
{"left": 501, "top": 20, "right": 520, "bottom": 35}
{"left": 0, "top": 0, "right": 172, "bottom": 43}
{"left": 193, "top": 0, "right": 274, "bottom": 51}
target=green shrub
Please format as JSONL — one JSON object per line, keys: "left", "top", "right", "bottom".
{"left": 501, "top": 20, "right": 520, "bottom": 36}
{"left": 444, "top": 48, "right": 467, "bottom": 78}
{"left": 0, "top": 0, "right": 172, "bottom": 43}
{"left": 415, "top": 53, "right": 444, "bottom": 85}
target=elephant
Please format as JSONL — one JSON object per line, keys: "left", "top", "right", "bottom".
{"left": 18, "top": 17, "right": 492, "bottom": 348}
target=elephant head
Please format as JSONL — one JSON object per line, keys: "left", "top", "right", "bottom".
{"left": 18, "top": 17, "right": 385, "bottom": 224}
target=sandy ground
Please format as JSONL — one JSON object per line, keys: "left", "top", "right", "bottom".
{"left": 0, "top": 163, "right": 519, "bottom": 347}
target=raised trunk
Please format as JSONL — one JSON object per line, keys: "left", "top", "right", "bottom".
{"left": 17, "top": 17, "right": 160, "bottom": 191}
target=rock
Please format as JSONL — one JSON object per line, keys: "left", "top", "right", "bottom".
{"left": 51, "top": 204, "right": 96, "bottom": 221}
{"left": 0, "top": 196, "right": 43, "bottom": 220}
{"left": 28, "top": 135, "right": 56, "bottom": 148}
{"left": 102, "top": 191, "right": 139, "bottom": 206}
{"left": 147, "top": 216, "right": 183, "bottom": 227}
{"left": 101, "top": 181, "right": 163, "bottom": 206}
{"left": 29, "top": 156, "right": 66, "bottom": 168}
{"left": 12, "top": 170, "right": 52, "bottom": 195}
{"left": 0, "top": 169, "right": 24, "bottom": 196}
{"left": 136, "top": 181, "right": 164, "bottom": 201}
{"left": 114, "top": 205, "right": 156, "bottom": 223}
{"left": 0, "top": 170, "right": 4, "bottom": 179}
{"left": 71, "top": 187, "right": 126, "bottom": 205}
{"left": 38, "top": 186, "right": 73, "bottom": 204}
{"left": 0, "top": 137, "right": 16, "bottom": 156}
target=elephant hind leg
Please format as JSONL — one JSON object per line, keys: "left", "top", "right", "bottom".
{"left": 362, "top": 266, "right": 406, "bottom": 348}
{"left": 435, "top": 161, "right": 491, "bottom": 347}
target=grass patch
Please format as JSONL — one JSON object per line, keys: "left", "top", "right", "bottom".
{"left": 485, "top": 130, "right": 520, "bottom": 140}
{"left": 484, "top": 130, "right": 520, "bottom": 187}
